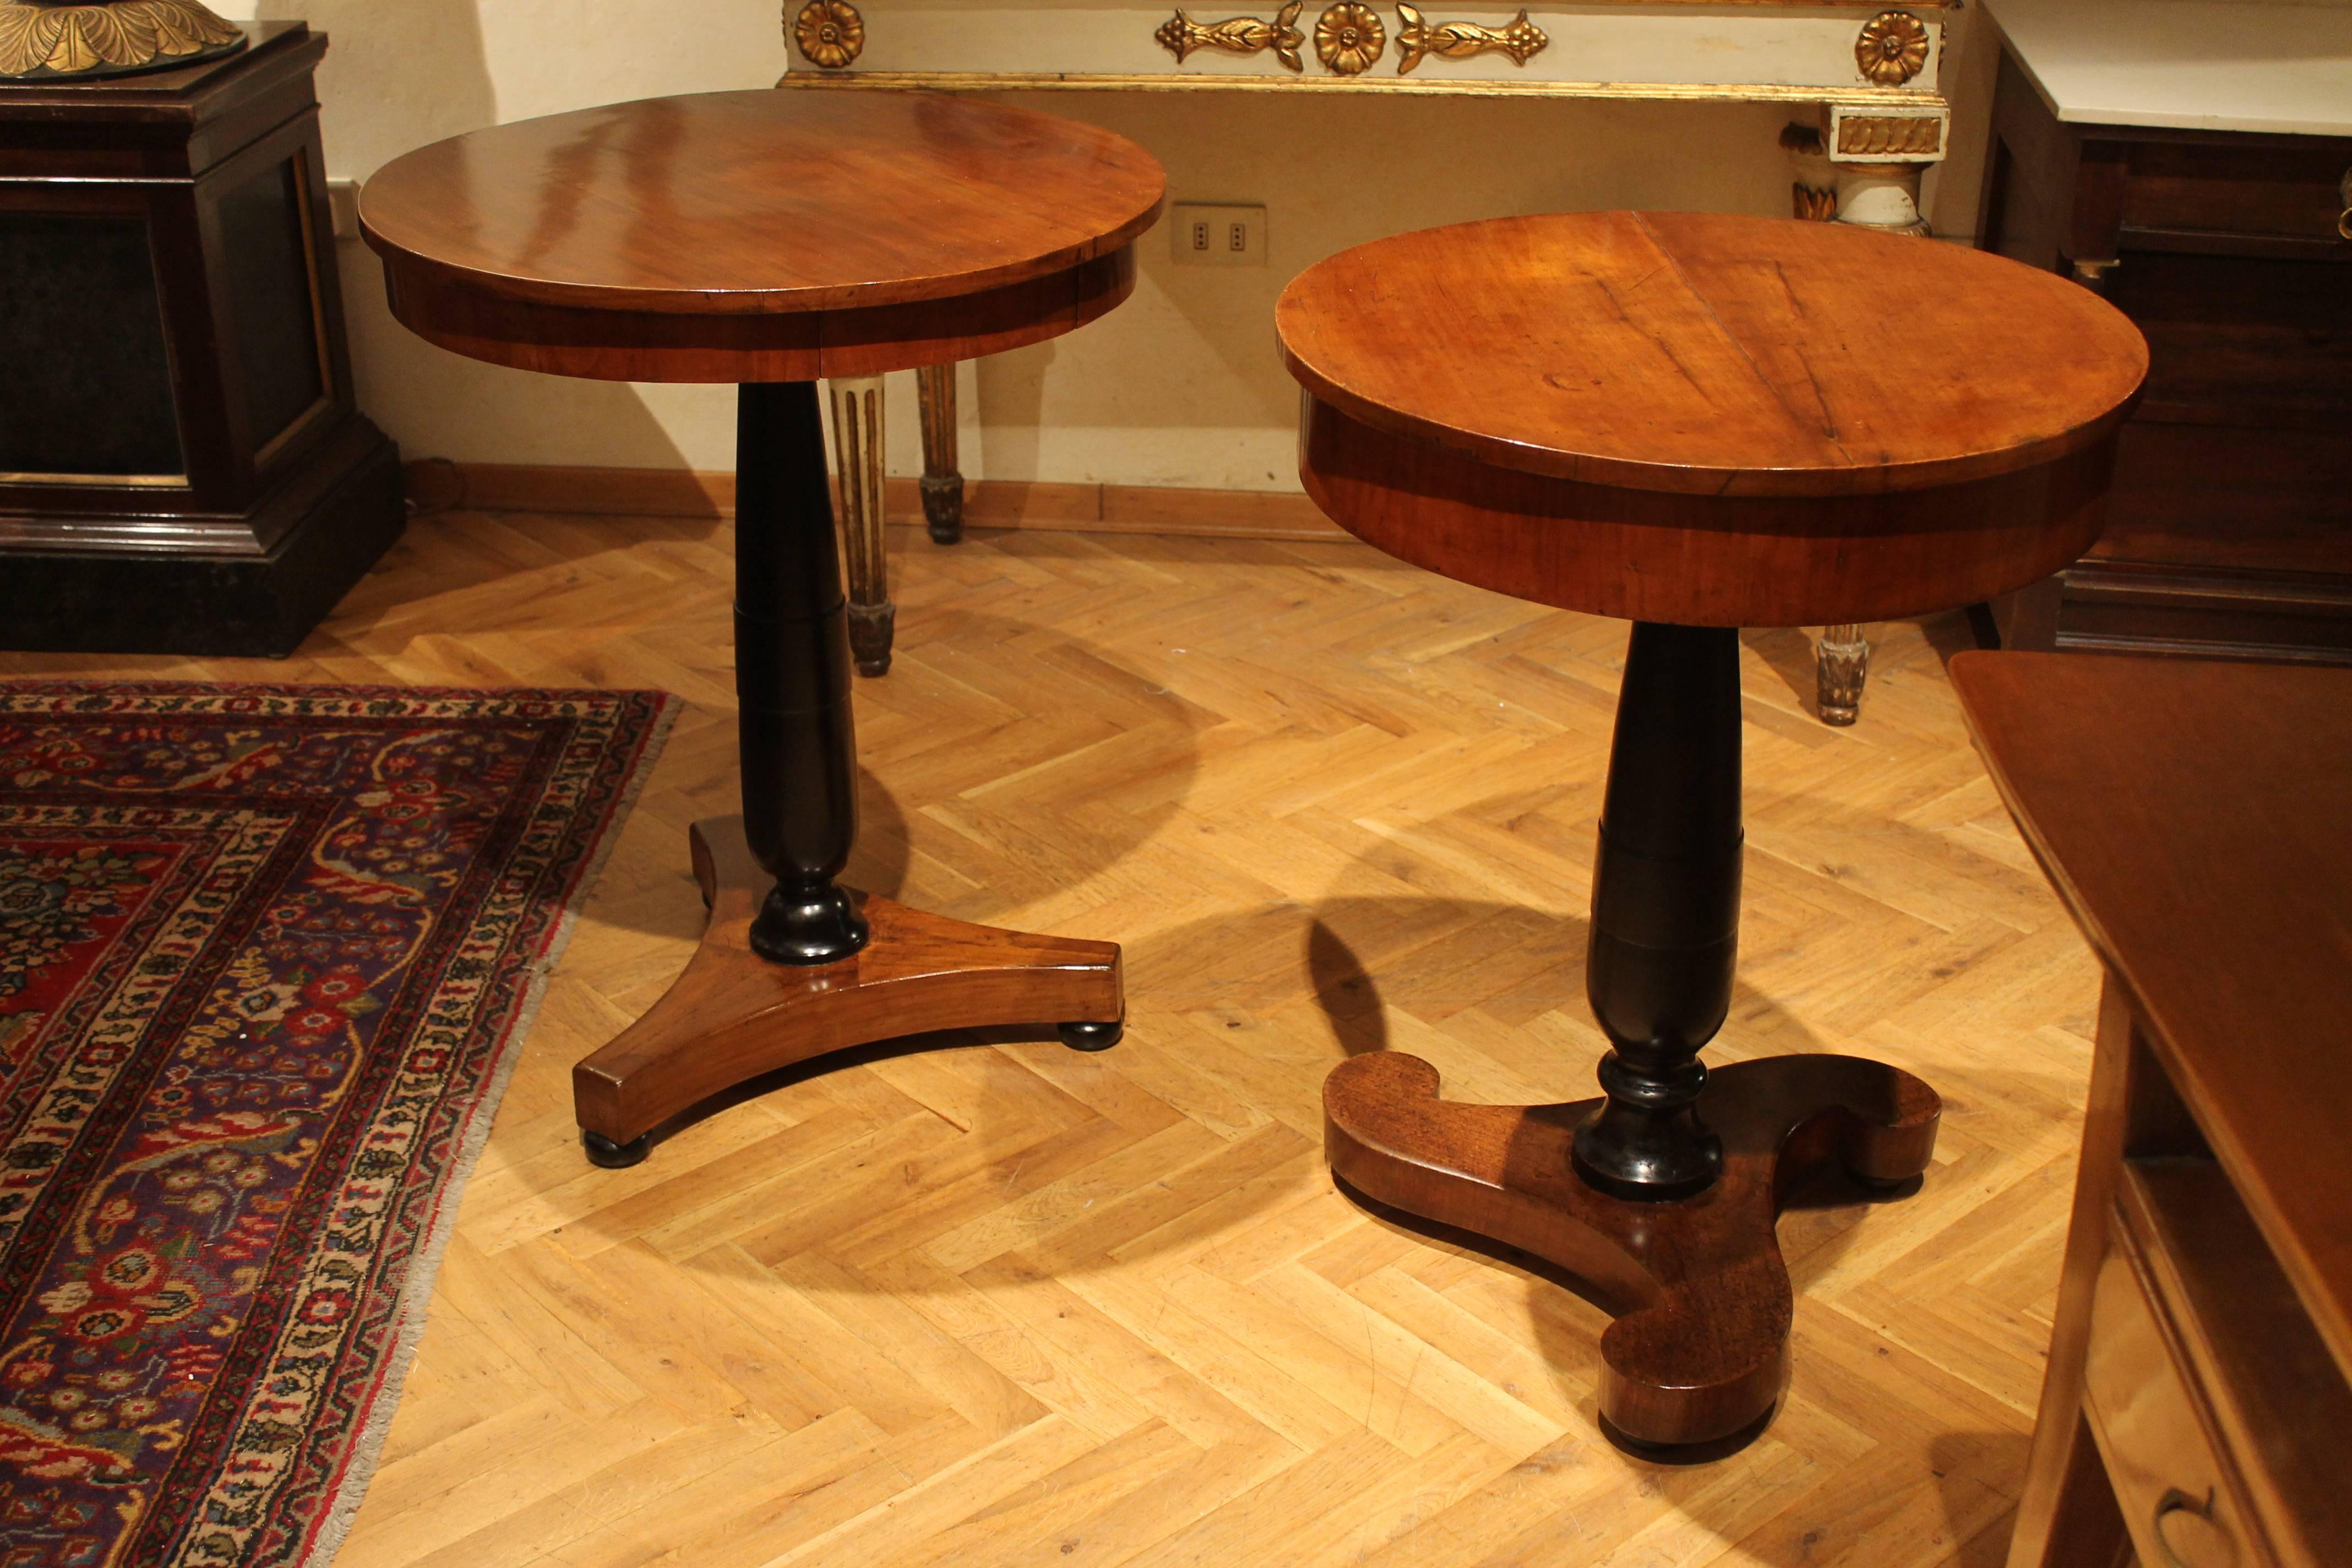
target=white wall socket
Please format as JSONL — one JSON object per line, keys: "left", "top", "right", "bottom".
{"left": 326, "top": 177, "right": 362, "bottom": 239}
{"left": 1169, "top": 203, "right": 1267, "bottom": 268}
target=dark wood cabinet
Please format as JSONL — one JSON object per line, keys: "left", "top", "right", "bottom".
{"left": 1979, "top": 48, "right": 2352, "bottom": 661}
{"left": 0, "top": 22, "right": 401, "bottom": 656}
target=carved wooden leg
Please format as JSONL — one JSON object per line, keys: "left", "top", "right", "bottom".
{"left": 571, "top": 382, "right": 1123, "bottom": 1168}
{"left": 1329, "top": 1053, "right": 1939, "bottom": 1447}
{"left": 917, "top": 362, "right": 965, "bottom": 545}
{"left": 1784, "top": 122, "right": 1916, "bottom": 728}
{"left": 1804, "top": 140, "right": 1918, "bottom": 732}
{"left": 1322, "top": 620, "right": 1941, "bottom": 1451}
{"left": 829, "top": 374, "right": 894, "bottom": 677}
{"left": 1816, "top": 623, "right": 1870, "bottom": 726}
{"left": 1779, "top": 118, "right": 1934, "bottom": 237}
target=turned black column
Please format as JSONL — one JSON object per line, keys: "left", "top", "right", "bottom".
{"left": 1572, "top": 622, "right": 1744, "bottom": 1201}
{"left": 734, "top": 382, "right": 869, "bottom": 965}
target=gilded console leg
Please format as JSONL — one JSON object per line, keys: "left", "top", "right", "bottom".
{"left": 829, "top": 374, "right": 895, "bottom": 676}
{"left": 573, "top": 818, "right": 1125, "bottom": 1156}
{"left": 1816, "top": 623, "right": 1870, "bottom": 726}
{"left": 1325, "top": 1050, "right": 1940, "bottom": 1449}
{"left": 917, "top": 362, "right": 965, "bottom": 545}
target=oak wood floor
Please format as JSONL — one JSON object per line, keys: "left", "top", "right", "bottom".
{"left": 3, "top": 510, "right": 2098, "bottom": 1568}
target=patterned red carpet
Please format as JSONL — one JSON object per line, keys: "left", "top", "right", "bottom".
{"left": 0, "top": 684, "right": 673, "bottom": 1568}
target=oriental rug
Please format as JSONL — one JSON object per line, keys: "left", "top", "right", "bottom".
{"left": 0, "top": 683, "right": 674, "bottom": 1568}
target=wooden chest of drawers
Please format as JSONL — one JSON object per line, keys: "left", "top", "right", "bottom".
{"left": 1978, "top": 42, "right": 2352, "bottom": 662}
{"left": 2077, "top": 1157, "right": 2352, "bottom": 1567}
{"left": 1951, "top": 654, "right": 2352, "bottom": 1568}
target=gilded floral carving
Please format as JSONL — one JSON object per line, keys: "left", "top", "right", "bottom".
{"left": 1154, "top": 1, "right": 1306, "bottom": 70}
{"left": 793, "top": 0, "right": 865, "bottom": 70}
{"left": 1394, "top": 6, "right": 1548, "bottom": 73}
{"left": 1854, "top": 10, "right": 1930, "bottom": 87}
{"left": 1314, "top": 2, "right": 1384, "bottom": 75}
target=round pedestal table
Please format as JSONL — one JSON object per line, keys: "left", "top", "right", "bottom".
{"left": 1279, "top": 211, "right": 2146, "bottom": 1451}
{"left": 361, "top": 91, "right": 1164, "bottom": 1168}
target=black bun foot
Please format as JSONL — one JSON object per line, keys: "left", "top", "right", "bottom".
{"left": 582, "top": 1130, "right": 651, "bottom": 1169}
{"left": 1058, "top": 1017, "right": 1124, "bottom": 1052}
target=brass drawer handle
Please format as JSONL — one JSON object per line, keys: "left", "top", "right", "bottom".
{"left": 2153, "top": 1487, "right": 2234, "bottom": 1568}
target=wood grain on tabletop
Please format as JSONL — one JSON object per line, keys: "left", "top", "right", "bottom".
{"left": 1277, "top": 211, "right": 2148, "bottom": 498}
{"left": 1278, "top": 212, "right": 2148, "bottom": 628}
{"left": 358, "top": 90, "right": 1166, "bottom": 382}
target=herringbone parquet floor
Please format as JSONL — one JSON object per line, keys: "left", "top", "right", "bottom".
{"left": 5, "top": 508, "right": 2101, "bottom": 1568}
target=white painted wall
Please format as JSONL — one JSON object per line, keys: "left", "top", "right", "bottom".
{"left": 219, "top": 1, "right": 1997, "bottom": 489}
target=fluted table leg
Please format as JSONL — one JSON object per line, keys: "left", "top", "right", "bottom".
{"left": 1816, "top": 623, "right": 1870, "bottom": 726}
{"left": 917, "top": 363, "right": 965, "bottom": 545}
{"left": 829, "top": 375, "right": 894, "bottom": 677}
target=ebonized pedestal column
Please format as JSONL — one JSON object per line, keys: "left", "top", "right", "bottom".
{"left": 1325, "top": 618, "right": 1941, "bottom": 1448}
{"left": 571, "top": 382, "right": 1125, "bottom": 1168}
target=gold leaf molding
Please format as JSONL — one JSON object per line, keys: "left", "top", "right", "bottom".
{"left": 1837, "top": 113, "right": 1941, "bottom": 156}
{"left": 1395, "top": 5, "right": 1547, "bottom": 74}
{"left": 1155, "top": 2, "right": 1306, "bottom": 70}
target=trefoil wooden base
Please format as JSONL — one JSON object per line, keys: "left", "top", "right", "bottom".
{"left": 1324, "top": 1049, "right": 1940, "bottom": 1450}
{"left": 570, "top": 817, "right": 1124, "bottom": 1167}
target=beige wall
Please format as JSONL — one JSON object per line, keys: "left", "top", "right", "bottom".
{"left": 221, "top": 1, "right": 1997, "bottom": 491}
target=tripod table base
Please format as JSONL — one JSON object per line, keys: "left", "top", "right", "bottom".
{"left": 572, "top": 817, "right": 1124, "bottom": 1162}
{"left": 1324, "top": 1050, "right": 1940, "bottom": 1450}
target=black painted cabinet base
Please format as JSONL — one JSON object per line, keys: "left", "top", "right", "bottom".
{"left": 1, "top": 418, "right": 402, "bottom": 657}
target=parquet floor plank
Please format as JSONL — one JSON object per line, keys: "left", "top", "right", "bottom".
{"left": 0, "top": 508, "right": 2103, "bottom": 1565}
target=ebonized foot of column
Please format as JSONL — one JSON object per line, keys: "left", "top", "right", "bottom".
{"left": 581, "top": 1130, "right": 651, "bottom": 1169}
{"left": 572, "top": 816, "right": 1124, "bottom": 1159}
{"left": 1324, "top": 1050, "right": 1939, "bottom": 1450}
{"left": 1058, "top": 1017, "right": 1124, "bottom": 1052}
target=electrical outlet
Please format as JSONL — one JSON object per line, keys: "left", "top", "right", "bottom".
{"left": 326, "top": 178, "right": 361, "bottom": 239}
{"left": 1169, "top": 203, "right": 1267, "bottom": 268}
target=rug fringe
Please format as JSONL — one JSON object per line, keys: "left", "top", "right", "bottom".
{"left": 293, "top": 691, "right": 683, "bottom": 1568}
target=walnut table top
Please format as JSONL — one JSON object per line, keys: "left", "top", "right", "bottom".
{"left": 1278, "top": 211, "right": 2148, "bottom": 627}
{"left": 360, "top": 90, "right": 1166, "bottom": 384}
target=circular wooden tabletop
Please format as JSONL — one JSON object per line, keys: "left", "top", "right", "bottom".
{"left": 1278, "top": 211, "right": 2147, "bottom": 500}
{"left": 360, "top": 91, "right": 1165, "bottom": 382}
{"left": 1278, "top": 212, "right": 2149, "bottom": 626}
